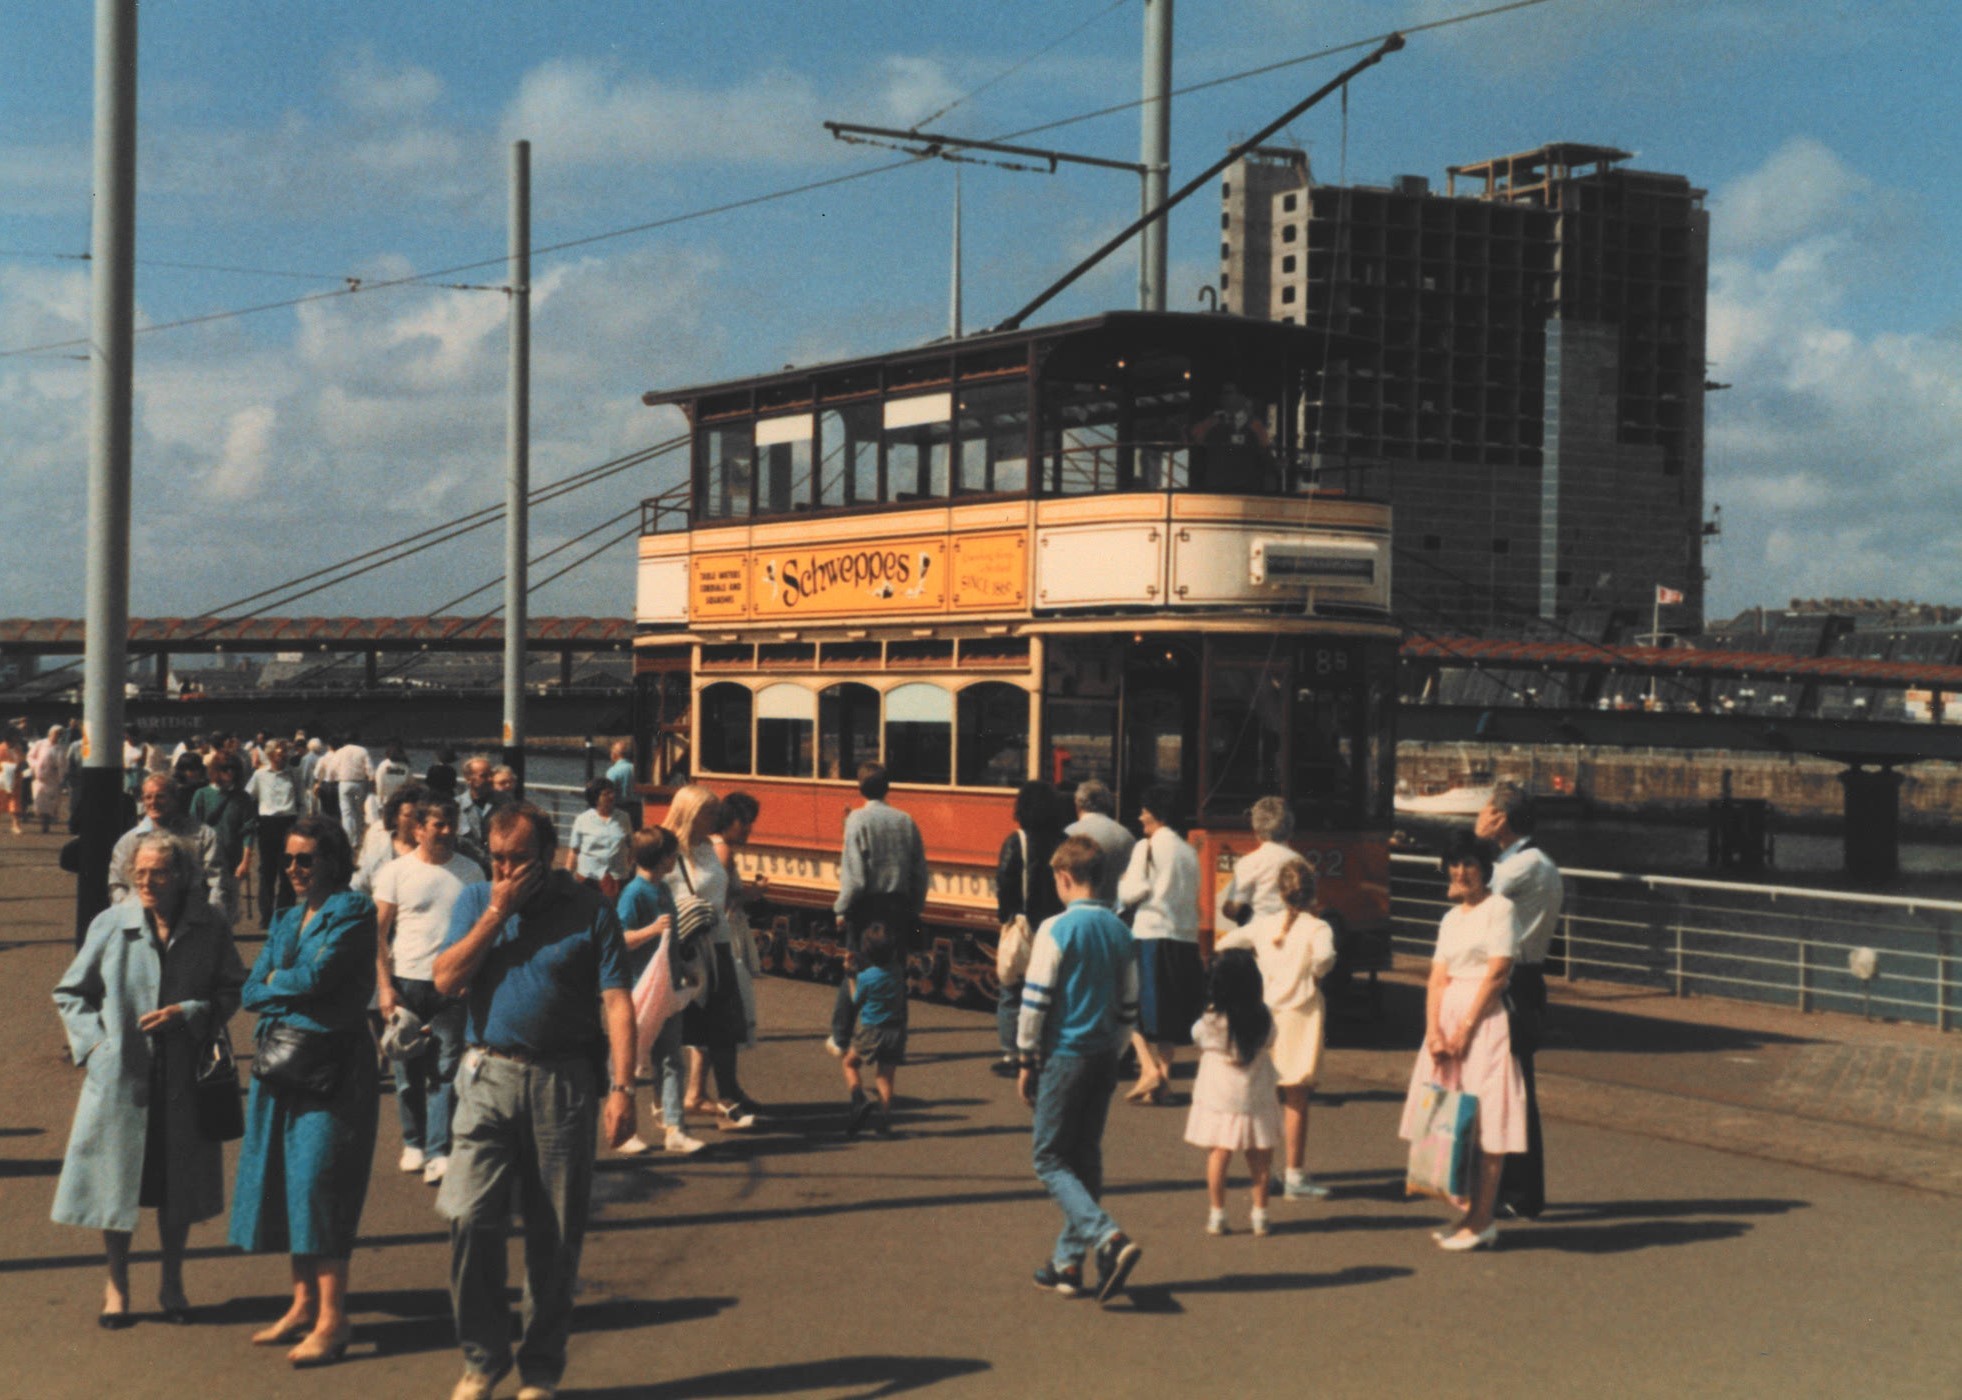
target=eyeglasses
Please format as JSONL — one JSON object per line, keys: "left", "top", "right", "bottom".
{"left": 283, "top": 852, "right": 317, "bottom": 870}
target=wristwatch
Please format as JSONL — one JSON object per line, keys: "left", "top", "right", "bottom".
{"left": 608, "top": 1083, "right": 635, "bottom": 1097}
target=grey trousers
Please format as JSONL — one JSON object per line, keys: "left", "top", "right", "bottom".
{"left": 437, "top": 1049, "right": 597, "bottom": 1388}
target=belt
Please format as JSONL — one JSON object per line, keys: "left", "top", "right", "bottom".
{"left": 478, "top": 1044, "right": 553, "bottom": 1066}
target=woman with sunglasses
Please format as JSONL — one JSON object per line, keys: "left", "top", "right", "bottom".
{"left": 229, "top": 817, "right": 378, "bottom": 1367}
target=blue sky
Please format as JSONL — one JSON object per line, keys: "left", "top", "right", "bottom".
{"left": 4, "top": 0, "right": 1960, "bottom": 625}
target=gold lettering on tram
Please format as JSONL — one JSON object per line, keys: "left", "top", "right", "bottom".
{"left": 686, "top": 530, "right": 1026, "bottom": 622}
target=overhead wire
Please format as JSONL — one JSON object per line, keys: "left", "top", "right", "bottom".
{"left": 0, "top": 0, "right": 1564, "bottom": 361}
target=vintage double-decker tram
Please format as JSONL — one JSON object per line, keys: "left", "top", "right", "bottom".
{"left": 631, "top": 309, "right": 1397, "bottom": 1006}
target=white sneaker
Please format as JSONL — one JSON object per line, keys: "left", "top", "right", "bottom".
{"left": 825, "top": 1038, "right": 847, "bottom": 1059}
{"left": 1205, "top": 1210, "right": 1229, "bottom": 1236}
{"left": 615, "top": 1135, "right": 653, "bottom": 1156}
{"left": 1250, "top": 1208, "right": 1271, "bottom": 1238}
{"left": 422, "top": 1155, "right": 448, "bottom": 1185}
{"left": 664, "top": 1127, "right": 707, "bottom": 1155}
{"left": 398, "top": 1146, "right": 425, "bottom": 1173}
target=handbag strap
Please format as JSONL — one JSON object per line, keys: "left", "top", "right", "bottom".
{"left": 1019, "top": 830, "right": 1031, "bottom": 910}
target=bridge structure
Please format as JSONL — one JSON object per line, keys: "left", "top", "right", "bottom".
{"left": 8, "top": 618, "right": 1962, "bottom": 871}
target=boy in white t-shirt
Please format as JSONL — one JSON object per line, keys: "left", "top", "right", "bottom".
{"left": 375, "top": 793, "right": 486, "bottom": 1185}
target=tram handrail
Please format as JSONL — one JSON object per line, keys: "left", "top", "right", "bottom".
{"left": 1388, "top": 853, "right": 1961, "bottom": 1031}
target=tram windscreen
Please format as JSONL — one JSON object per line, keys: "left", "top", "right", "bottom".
{"left": 1202, "top": 653, "right": 1287, "bottom": 814}
{"left": 1291, "top": 681, "right": 1362, "bottom": 829}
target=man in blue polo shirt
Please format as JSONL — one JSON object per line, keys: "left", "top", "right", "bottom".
{"left": 433, "top": 803, "right": 637, "bottom": 1400}
{"left": 1018, "top": 834, "right": 1143, "bottom": 1305}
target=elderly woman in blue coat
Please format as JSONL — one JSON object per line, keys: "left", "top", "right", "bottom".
{"left": 228, "top": 816, "right": 378, "bottom": 1369}
{"left": 53, "top": 831, "right": 246, "bottom": 1329}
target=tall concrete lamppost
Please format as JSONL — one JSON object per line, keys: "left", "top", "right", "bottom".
{"left": 77, "top": 0, "right": 138, "bottom": 942}
{"left": 502, "top": 140, "right": 531, "bottom": 795}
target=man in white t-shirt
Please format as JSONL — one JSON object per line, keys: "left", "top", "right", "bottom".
{"left": 334, "top": 730, "right": 374, "bottom": 850}
{"left": 375, "top": 793, "right": 486, "bottom": 1185}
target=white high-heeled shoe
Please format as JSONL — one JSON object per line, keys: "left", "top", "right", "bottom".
{"left": 1437, "top": 1225, "right": 1499, "bottom": 1252}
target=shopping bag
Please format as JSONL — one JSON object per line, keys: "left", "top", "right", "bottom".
{"left": 995, "top": 914, "right": 1032, "bottom": 985}
{"left": 632, "top": 934, "right": 684, "bottom": 1056}
{"left": 1404, "top": 1082, "right": 1479, "bottom": 1202}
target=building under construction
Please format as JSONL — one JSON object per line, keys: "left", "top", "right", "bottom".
{"left": 1221, "top": 142, "right": 1709, "bottom": 636}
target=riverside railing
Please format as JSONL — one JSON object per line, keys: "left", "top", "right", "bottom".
{"left": 1389, "top": 853, "right": 1961, "bottom": 1031}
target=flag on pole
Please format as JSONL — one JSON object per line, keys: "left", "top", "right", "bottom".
{"left": 1655, "top": 584, "right": 1685, "bottom": 606}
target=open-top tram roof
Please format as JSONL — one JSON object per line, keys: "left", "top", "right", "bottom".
{"left": 640, "top": 310, "right": 1368, "bottom": 412}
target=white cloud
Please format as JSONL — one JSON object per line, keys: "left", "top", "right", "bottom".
{"left": 331, "top": 51, "right": 445, "bottom": 121}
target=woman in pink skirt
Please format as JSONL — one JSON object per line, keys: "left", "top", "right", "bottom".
{"left": 1398, "top": 831, "right": 1526, "bottom": 1251}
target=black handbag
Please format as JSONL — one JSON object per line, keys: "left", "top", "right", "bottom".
{"left": 252, "top": 1023, "right": 346, "bottom": 1098}
{"left": 194, "top": 1024, "right": 245, "bottom": 1142}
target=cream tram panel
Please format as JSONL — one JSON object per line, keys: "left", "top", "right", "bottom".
{"left": 1034, "top": 523, "right": 1167, "bottom": 607}
{"left": 1170, "top": 526, "right": 1390, "bottom": 610}
{"left": 636, "top": 554, "right": 690, "bottom": 624}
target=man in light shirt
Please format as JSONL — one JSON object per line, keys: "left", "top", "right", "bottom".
{"left": 1476, "top": 781, "right": 1565, "bottom": 1220}
{"left": 334, "top": 729, "right": 374, "bottom": 850}
{"left": 375, "top": 793, "right": 486, "bottom": 1186}
{"left": 1065, "top": 779, "right": 1135, "bottom": 909}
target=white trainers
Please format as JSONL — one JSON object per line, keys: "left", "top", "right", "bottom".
{"left": 825, "top": 1038, "right": 847, "bottom": 1059}
{"left": 615, "top": 1135, "right": 653, "bottom": 1156}
{"left": 1250, "top": 1208, "right": 1271, "bottom": 1238}
{"left": 1205, "top": 1209, "right": 1229, "bottom": 1236}
{"left": 664, "top": 1127, "right": 707, "bottom": 1155}
{"left": 422, "top": 1155, "right": 448, "bottom": 1185}
{"left": 398, "top": 1146, "right": 425, "bottom": 1173}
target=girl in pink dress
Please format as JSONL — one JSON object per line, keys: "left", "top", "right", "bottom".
{"left": 1184, "top": 949, "right": 1283, "bottom": 1237}
{"left": 1398, "top": 832, "right": 1527, "bottom": 1251}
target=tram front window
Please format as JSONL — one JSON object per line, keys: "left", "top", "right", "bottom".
{"left": 1044, "top": 381, "right": 1120, "bottom": 495}
{"left": 1292, "top": 685, "right": 1362, "bottom": 828}
{"left": 1202, "top": 655, "right": 1287, "bottom": 816}
{"left": 819, "top": 681, "right": 881, "bottom": 779}
{"left": 885, "top": 682, "right": 952, "bottom": 785}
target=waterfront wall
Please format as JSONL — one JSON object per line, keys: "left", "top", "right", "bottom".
{"left": 1400, "top": 743, "right": 1962, "bottom": 831}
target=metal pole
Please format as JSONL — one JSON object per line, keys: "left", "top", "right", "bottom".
{"left": 1139, "top": 0, "right": 1173, "bottom": 311}
{"left": 949, "top": 166, "right": 963, "bottom": 340}
{"left": 502, "top": 140, "right": 530, "bottom": 797}
{"left": 77, "top": 0, "right": 138, "bottom": 943}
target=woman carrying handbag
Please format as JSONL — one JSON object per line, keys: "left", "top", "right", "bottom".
{"left": 52, "top": 832, "right": 246, "bottom": 1329}
{"left": 992, "top": 782, "right": 1068, "bottom": 1076}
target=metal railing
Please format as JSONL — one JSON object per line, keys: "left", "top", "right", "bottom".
{"left": 1390, "top": 854, "right": 1962, "bottom": 1031}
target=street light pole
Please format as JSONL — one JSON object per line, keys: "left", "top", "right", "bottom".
{"left": 77, "top": 0, "right": 138, "bottom": 942}
{"left": 1139, "top": 0, "right": 1173, "bottom": 311}
{"left": 502, "top": 140, "right": 530, "bottom": 797}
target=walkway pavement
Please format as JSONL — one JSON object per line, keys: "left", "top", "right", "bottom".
{"left": 1, "top": 830, "right": 1957, "bottom": 1398}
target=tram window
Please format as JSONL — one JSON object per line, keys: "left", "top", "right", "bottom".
{"left": 1131, "top": 356, "right": 1193, "bottom": 491}
{"left": 1189, "top": 380, "right": 1279, "bottom": 494}
{"left": 819, "top": 682, "right": 881, "bottom": 779}
{"left": 1291, "top": 686, "right": 1362, "bottom": 827}
{"left": 884, "top": 681, "right": 952, "bottom": 785}
{"left": 1366, "top": 677, "right": 1396, "bottom": 822}
{"left": 956, "top": 681, "right": 1028, "bottom": 787}
{"left": 956, "top": 380, "right": 1031, "bottom": 496}
{"left": 1043, "top": 381, "right": 1120, "bottom": 495}
{"left": 1202, "top": 659, "right": 1287, "bottom": 817}
{"left": 1045, "top": 699, "right": 1117, "bottom": 793}
{"left": 755, "top": 413, "right": 812, "bottom": 516}
{"left": 699, "top": 423, "right": 754, "bottom": 520}
{"left": 755, "top": 683, "right": 816, "bottom": 778}
{"left": 817, "top": 402, "right": 880, "bottom": 509}
{"left": 884, "top": 393, "right": 951, "bottom": 502}
{"left": 697, "top": 682, "right": 753, "bottom": 775}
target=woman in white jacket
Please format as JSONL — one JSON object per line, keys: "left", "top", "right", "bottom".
{"left": 1116, "top": 785, "right": 1202, "bottom": 1104}
{"left": 1216, "top": 857, "right": 1337, "bottom": 1199}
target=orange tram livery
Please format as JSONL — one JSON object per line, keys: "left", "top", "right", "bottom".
{"left": 628, "top": 310, "right": 1398, "bottom": 1011}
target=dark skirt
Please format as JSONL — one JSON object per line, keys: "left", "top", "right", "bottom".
{"left": 228, "top": 1032, "right": 379, "bottom": 1258}
{"left": 682, "top": 944, "right": 748, "bottom": 1050}
{"left": 1136, "top": 937, "right": 1204, "bottom": 1045}
{"left": 137, "top": 1052, "right": 169, "bottom": 1210}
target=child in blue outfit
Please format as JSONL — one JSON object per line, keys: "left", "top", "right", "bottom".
{"left": 843, "top": 924, "right": 907, "bottom": 1137}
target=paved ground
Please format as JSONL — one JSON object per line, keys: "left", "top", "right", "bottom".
{"left": 2, "top": 829, "right": 1958, "bottom": 1399}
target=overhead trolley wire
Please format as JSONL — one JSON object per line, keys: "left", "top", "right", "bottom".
{"left": 0, "top": 0, "right": 1565, "bottom": 362}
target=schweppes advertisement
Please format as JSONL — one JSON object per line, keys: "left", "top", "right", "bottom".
{"left": 690, "top": 530, "right": 1027, "bottom": 621}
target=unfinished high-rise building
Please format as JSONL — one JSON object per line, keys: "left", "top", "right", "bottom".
{"left": 1220, "top": 142, "right": 1709, "bottom": 636}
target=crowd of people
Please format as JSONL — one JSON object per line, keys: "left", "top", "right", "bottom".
{"left": 38, "top": 721, "right": 1565, "bottom": 1396}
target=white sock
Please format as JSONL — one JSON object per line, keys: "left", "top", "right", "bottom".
{"left": 1207, "top": 1207, "right": 1227, "bottom": 1227}
{"left": 1285, "top": 1168, "right": 1306, "bottom": 1185}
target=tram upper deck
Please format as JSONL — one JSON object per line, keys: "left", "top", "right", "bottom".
{"left": 636, "top": 311, "right": 1391, "bottom": 634}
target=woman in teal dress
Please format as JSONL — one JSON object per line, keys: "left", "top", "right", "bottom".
{"left": 228, "top": 815, "right": 377, "bottom": 1368}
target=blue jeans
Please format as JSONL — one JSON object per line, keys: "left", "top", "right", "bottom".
{"left": 650, "top": 1012, "right": 686, "bottom": 1128}
{"left": 1030, "top": 1048, "right": 1122, "bottom": 1270}
{"left": 996, "top": 983, "right": 1022, "bottom": 1056}
{"left": 391, "top": 978, "right": 467, "bottom": 1157}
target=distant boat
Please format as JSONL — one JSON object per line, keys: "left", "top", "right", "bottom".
{"left": 1393, "top": 783, "right": 1494, "bottom": 820}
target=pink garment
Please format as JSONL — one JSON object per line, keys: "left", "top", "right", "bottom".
{"left": 1398, "top": 978, "right": 1527, "bottom": 1156}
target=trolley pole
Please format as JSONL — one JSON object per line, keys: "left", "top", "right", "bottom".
{"left": 1139, "top": 0, "right": 1173, "bottom": 311}
{"left": 77, "top": 0, "right": 138, "bottom": 943}
{"left": 502, "top": 140, "right": 531, "bottom": 797}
